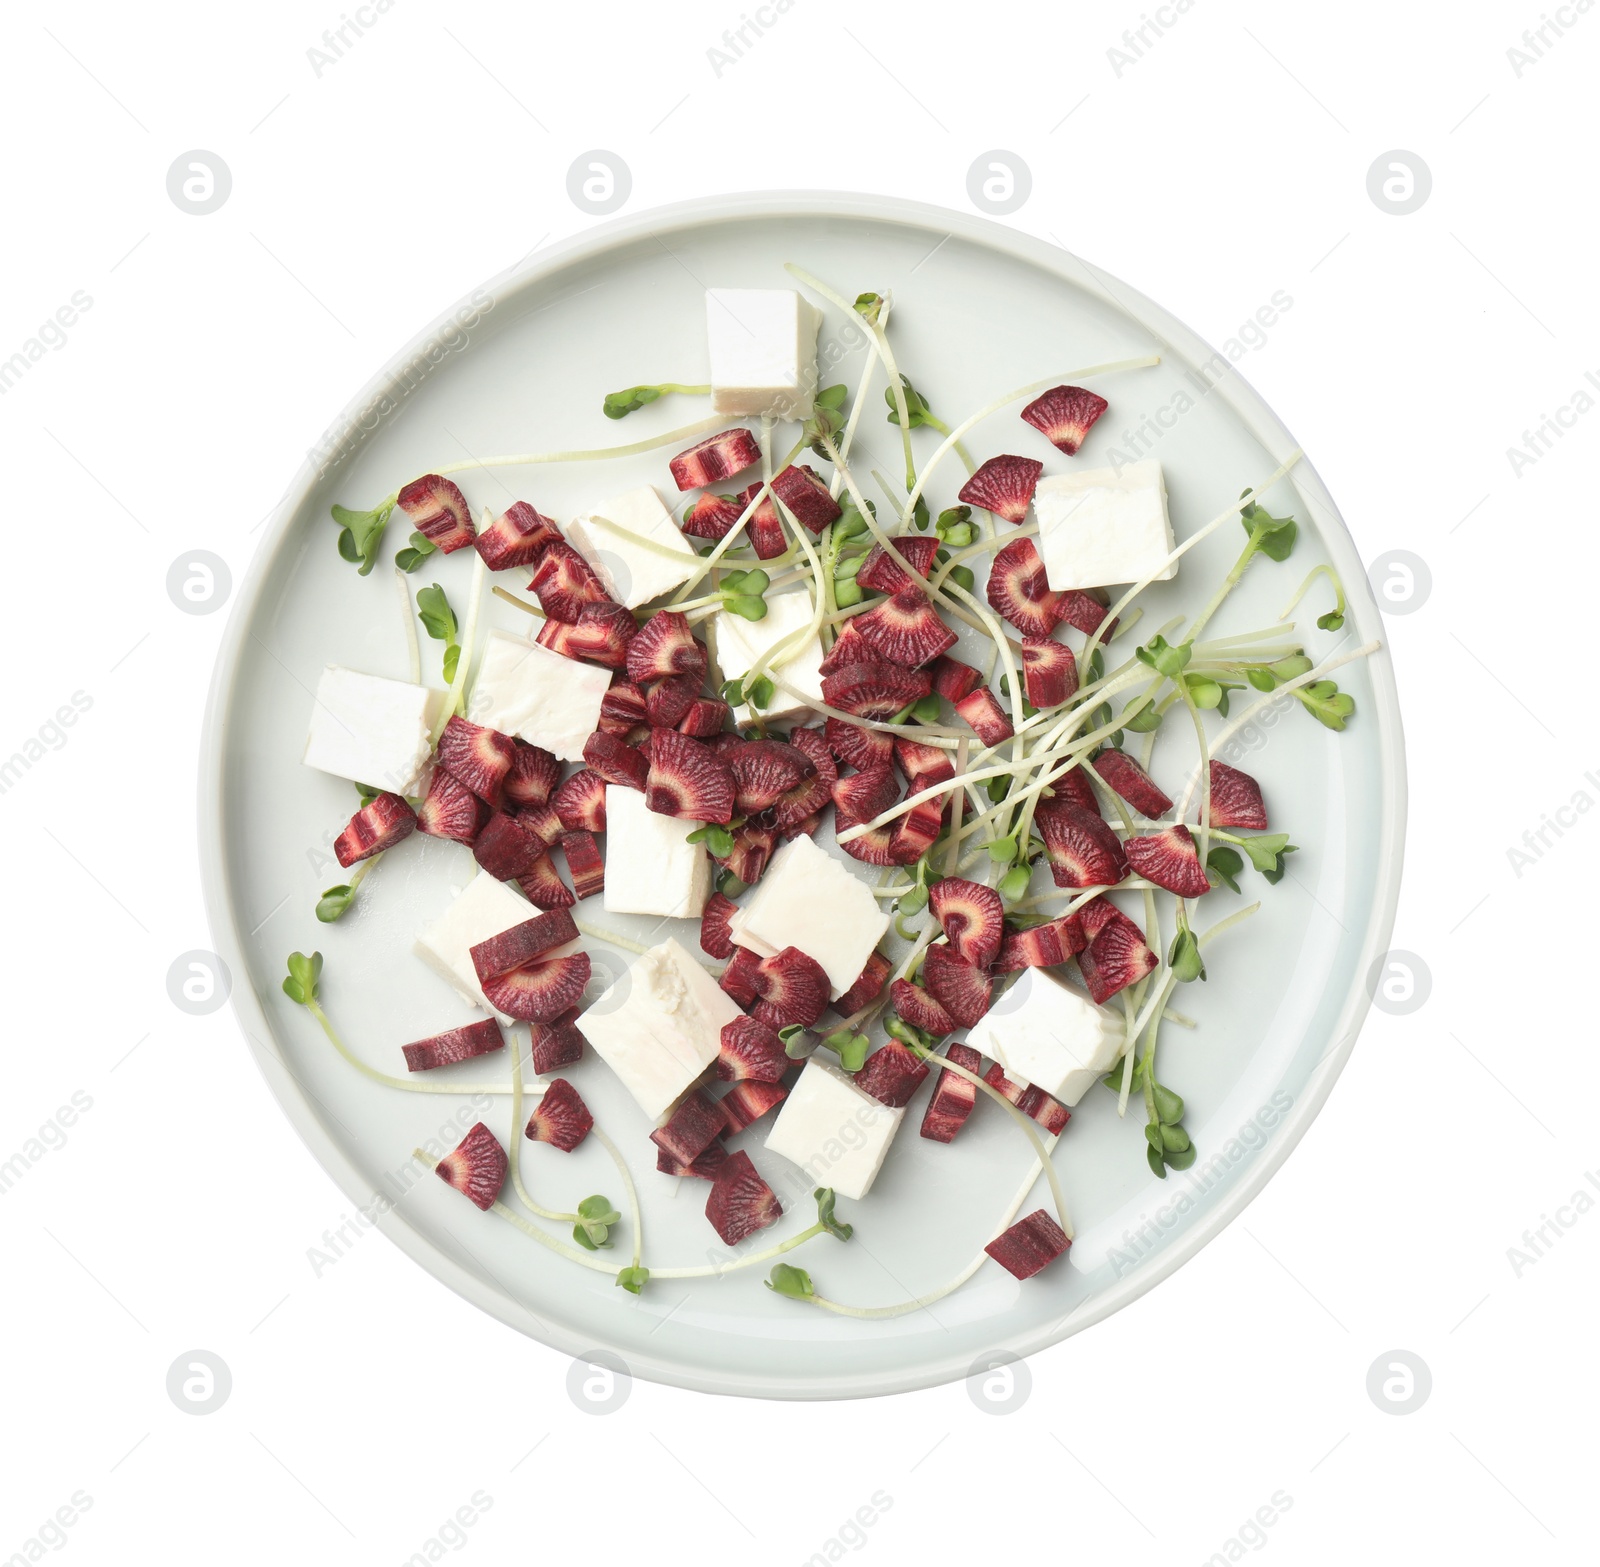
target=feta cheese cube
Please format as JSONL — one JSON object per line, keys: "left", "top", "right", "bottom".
{"left": 601, "top": 786, "right": 712, "bottom": 920}
{"left": 563, "top": 486, "right": 696, "bottom": 609}
{"left": 711, "top": 589, "right": 827, "bottom": 724}
{"left": 706, "top": 288, "right": 822, "bottom": 421}
{"left": 726, "top": 834, "right": 889, "bottom": 998}
{"left": 1034, "top": 460, "right": 1176, "bottom": 591}
{"left": 964, "top": 966, "right": 1126, "bottom": 1106}
{"left": 415, "top": 872, "right": 542, "bottom": 1023}
{"left": 576, "top": 937, "right": 740, "bottom": 1120}
{"left": 764, "top": 1059, "right": 905, "bottom": 1201}
{"left": 303, "top": 666, "right": 441, "bottom": 794}
{"left": 466, "top": 629, "right": 611, "bottom": 763}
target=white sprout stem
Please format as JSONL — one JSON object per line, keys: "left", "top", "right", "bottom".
{"left": 579, "top": 511, "right": 707, "bottom": 566}
{"left": 1173, "top": 640, "right": 1381, "bottom": 816}
{"left": 829, "top": 302, "right": 889, "bottom": 499}
{"left": 395, "top": 567, "right": 421, "bottom": 683}
{"left": 492, "top": 584, "right": 545, "bottom": 619}
{"left": 433, "top": 415, "right": 725, "bottom": 476}
{"left": 764, "top": 673, "right": 967, "bottom": 743}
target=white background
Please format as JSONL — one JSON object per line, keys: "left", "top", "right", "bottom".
{"left": 1, "top": 0, "right": 1593, "bottom": 1562}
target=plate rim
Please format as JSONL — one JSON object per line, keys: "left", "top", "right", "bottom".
{"left": 199, "top": 189, "right": 1407, "bottom": 1400}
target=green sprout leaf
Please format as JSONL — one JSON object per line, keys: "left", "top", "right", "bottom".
{"left": 998, "top": 864, "right": 1032, "bottom": 902}
{"left": 1297, "top": 679, "right": 1356, "bottom": 731}
{"left": 853, "top": 292, "right": 884, "bottom": 325}
{"left": 716, "top": 869, "right": 746, "bottom": 898}
{"left": 911, "top": 693, "right": 942, "bottom": 724}
{"left": 898, "top": 883, "right": 929, "bottom": 915}
{"left": 1206, "top": 845, "right": 1244, "bottom": 893}
{"left": 833, "top": 580, "right": 864, "bottom": 608}
{"left": 1136, "top": 634, "right": 1193, "bottom": 680}
{"left": 946, "top": 564, "right": 976, "bottom": 593}
{"left": 615, "top": 1266, "right": 649, "bottom": 1295}
{"left": 987, "top": 836, "right": 1017, "bottom": 863}
{"left": 1168, "top": 927, "right": 1206, "bottom": 983}
{"left": 330, "top": 500, "right": 395, "bottom": 577}
{"left": 823, "top": 1029, "right": 869, "bottom": 1072}
{"left": 1147, "top": 1142, "right": 1168, "bottom": 1179}
{"left": 706, "top": 825, "right": 735, "bottom": 859}
{"left": 1151, "top": 1081, "right": 1185, "bottom": 1123}
{"left": 726, "top": 595, "right": 767, "bottom": 621}
{"left": 814, "top": 1187, "right": 852, "bottom": 1241}
{"left": 415, "top": 583, "right": 457, "bottom": 644}
{"left": 1184, "top": 674, "right": 1224, "bottom": 710}
{"left": 766, "top": 1262, "right": 814, "bottom": 1300}
{"left": 1270, "top": 654, "right": 1312, "bottom": 682}
{"left": 316, "top": 885, "right": 357, "bottom": 923}
{"left": 885, "top": 375, "right": 937, "bottom": 430}
{"left": 779, "top": 1024, "right": 817, "bottom": 1060}
{"left": 394, "top": 531, "right": 437, "bottom": 574}
{"left": 573, "top": 1193, "right": 621, "bottom": 1249}
{"left": 1228, "top": 832, "right": 1299, "bottom": 882}
{"left": 985, "top": 776, "right": 1009, "bottom": 804}
{"left": 282, "top": 950, "right": 323, "bottom": 1006}
{"left": 1239, "top": 492, "right": 1299, "bottom": 562}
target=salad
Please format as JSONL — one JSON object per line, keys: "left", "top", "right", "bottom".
{"left": 281, "top": 263, "right": 1378, "bottom": 1318}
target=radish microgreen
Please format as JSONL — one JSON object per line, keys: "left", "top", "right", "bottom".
{"left": 572, "top": 1194, "right": 622, "bottom": 1250}
{"left": 394, "top": 531, "right": 437, "bottom": 573}
{"left": 602, "top": 382, "right": 710, "bottom": 419}
{"left": 332, "top": 499, "right": 396, "bottom": 576}
{"left": 615, "top": 1266, "right": 649, "bottom": 1294}
{"left": 1205, "top": 845, "right": 1244, "bottom": 892}
{"left": 416, "top": 583, "right": 461, "bottom": 682}
{"left": 767, "top": 1263, "right": 814, "bottom": 1299}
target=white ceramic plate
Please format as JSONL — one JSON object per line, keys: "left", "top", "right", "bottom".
{"left": 201, "top": 192, "right": 1405, "bottom": 1400}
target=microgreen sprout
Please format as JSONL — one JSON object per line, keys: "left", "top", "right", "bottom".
{"left": 282, "top": 950, "right": 323, "bottom": 1006}
{"left": 806, "top": 383, "right": 850, "bottom": 457}
{"left": 766, "top": 1262, "right": 814, "bottom": 1299}
{"left": 394, "top": 531, "right": 437, "bottom": 573}
{"left": 572, "top": 1193, "right": 622, "bottom": 1250}
{"left": 685, "top": 823, "right": 737, "bottom": 858}
{"left": 716, "top": 869, "right": 746, "bottom": 898}
{"left": 779, "top": 1024, "right": 818, "bottom": 1060}
{"left": 717, "top": 567, "right": 770, "bottom": 621}
{"left": 719, "top": 674, "right": 774, "bottom": 712}
{"left": 1238, "top": 493, "right": 1299, "bottom": 562}
{"left": 615, "top": 1266, "right": 650, "bottom": 1295}
{"left": 1168, "top": 917, "right": 1206, "bottom": 983}
{"left": 853, "top": 292, "right": 884, "bottom": 325}
{"left": 416, "top": 583, "right": 461, "bottom": 682}
{"left": 332, "top": 498, "right": 396, "bottom": 576}
{"left": 601, "top": 382, "right": 710, "bottom": 419}
{"left": 1281, "top": 563, "right": 1347, "bottom": 631}
{"left": 1136, "top": 634, "right": 1192, "bottom": 679}
{"left": 822, "top": 1028, "right": 869, "bottom": 1072}
{"left": 1295, "top": 679, "right": 1356, "bottom": 731}
{"left": 1212, "top": 831, "right": 1298, "bottom": 883}
{"left": 1205, "top": 845, "right": 1245, "bottom": 892}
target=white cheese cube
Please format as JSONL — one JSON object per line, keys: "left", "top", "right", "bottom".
{"left": 711, "top": 589, "right": 827, "bottom": 725}
{"left": 414, "top": 872, "right": 539, "bottom": 1024}
{"left": 1034, "top": 460, "right": 1176, "bottom": 591}
{"left": 964, "top": 966, "right": 1126, "bottom": 1106}
{"left": 563, "top": 485, "right": 696, "bottom": 608}
{"left": 706, "top": 288, "right": 821, "bottom": 421}
{"left": 726, "top": 834, "right": 889, "bottom": 998}
{"left": 303, "top": 666, "right": 441, "bottom": 794}
{"left": 576, "top": 937, "right": 739, "bottom": 1120}
{"left": 466, "top": 629, "right": 610, "bottom": 763}
{"left": 601, "top": 786, "right": 711, "bottom": 920}
{"left": 764, "top": 1060, "right": 905, "bottom": 1201}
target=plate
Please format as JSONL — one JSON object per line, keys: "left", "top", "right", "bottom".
{"left": 200, "top": 192, "right": 1405, "bottom": 1400}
